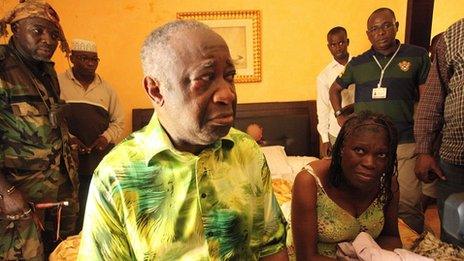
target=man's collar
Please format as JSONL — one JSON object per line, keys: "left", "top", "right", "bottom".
{"left": 331, "top": 55, "right": 352, "bottom": 67}
{"left": 66, "top": 68, "right": 102, "bottom": 85}
{"left": 142, "top": 114, "right": 235, "bottom": 166}
{"left": 370, "top": 39, "right": 402, "bottom": 56}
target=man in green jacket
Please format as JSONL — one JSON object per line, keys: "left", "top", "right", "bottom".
{"left": 0, "top": 1, "right": 78, "bottom": 259}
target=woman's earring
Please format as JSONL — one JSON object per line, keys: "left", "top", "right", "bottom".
{"left": 379, "top": 172, "right": 386, "bottom": 187}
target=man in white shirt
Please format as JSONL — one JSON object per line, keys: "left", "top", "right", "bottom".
{"left": 58, "top": 39, "right": 124, "bottom": 231}
{"left": 316, "top": 26, "right": 354, "bottom": 157}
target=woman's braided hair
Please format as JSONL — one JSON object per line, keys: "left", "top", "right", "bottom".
{"left": 328, "top": 110, "right": 399, "bottom": 205}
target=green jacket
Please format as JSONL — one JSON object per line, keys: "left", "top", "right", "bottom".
{"left": 0, "top": 42, "right": 78, "bottom": 202}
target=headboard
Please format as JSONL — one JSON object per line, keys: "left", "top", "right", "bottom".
{"left": 132, "top": 100, "right": 319, "bottom": 157}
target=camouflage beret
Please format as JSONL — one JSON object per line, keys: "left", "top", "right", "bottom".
{"left": 0, "top": 0, "right": 70, "bottom": 56}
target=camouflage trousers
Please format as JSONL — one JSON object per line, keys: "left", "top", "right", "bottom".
{"left": 0, "top": 176, "right": 78, "bottom": 260}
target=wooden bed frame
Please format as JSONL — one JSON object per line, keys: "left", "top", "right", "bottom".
{"left": 132, "top": 100, "right": 319, "bottom": 157}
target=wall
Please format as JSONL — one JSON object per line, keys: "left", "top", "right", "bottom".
{"left": 1, "top": 0, "right": 407, "bottom": 138}
{"left": 431, "top": 0, "right": 462, "bottom": 37}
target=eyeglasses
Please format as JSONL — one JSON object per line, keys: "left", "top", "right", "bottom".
{"left": 74, "top": 55, "right": 100, "bottom": 63}
{"left": 368, "top": 22, "right": 396, "bottom": 34}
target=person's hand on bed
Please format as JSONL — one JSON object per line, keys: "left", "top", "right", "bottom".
{"left": 320, "top": 142, "right": 332, "bottom": 158}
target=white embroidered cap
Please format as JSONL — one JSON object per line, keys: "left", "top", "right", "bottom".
{"left": 71, "top": 38, "right": 97, "bottom": 53}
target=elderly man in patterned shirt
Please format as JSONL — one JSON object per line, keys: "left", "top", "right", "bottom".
{"left": 78, "top": 20, "right": 288, "bottom": 260}
{"left": 0, "top": 0, "right": 78, "bottom": 259}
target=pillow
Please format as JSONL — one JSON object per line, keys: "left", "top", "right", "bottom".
{"left": 260, "top": 145, "right": 293, "bottom": 177}
{"left": 286, "top": 156, "right": 319, "bottom": 173}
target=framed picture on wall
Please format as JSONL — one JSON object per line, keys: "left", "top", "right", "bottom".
{"left": 177, "top": 10, "right": 262, "bottom": 83}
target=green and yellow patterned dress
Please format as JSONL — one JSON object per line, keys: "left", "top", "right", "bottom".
{"left": 304, "top": 164, "right": 385, "bottom": 258}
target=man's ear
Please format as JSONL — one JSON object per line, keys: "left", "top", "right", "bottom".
{"left": 395, "top": 21, "right": 399, "bottom": 31}
{"left": 11, "top": 22, "right": 19, "bottom": 36}
{"left": 144, "top": 76, "right": 164, "bottom": 106}
{"left": 346, "top": 38, "right": 350, "bottom": 46}
{"left": 69, "top": 53, "right": 76, "bottom": 64}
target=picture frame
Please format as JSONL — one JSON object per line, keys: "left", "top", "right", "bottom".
{"left": 177, "top": 10, "right": 262, "bottom": 83}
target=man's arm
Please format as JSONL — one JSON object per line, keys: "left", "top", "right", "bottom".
{"left": 417, "top": 50, "right": 431, "bottom": 99}
{"left": 260, "top": 249, "right": 288, "bottom": 261}
{"left": 255, "top": 148, "right": 288, "bottom": 260}
{"left": 77, "top": 168, "right": 132, "bottom": 260}
{"left": 316, "top": 74, "right": 332, "bottom": 157}
{"left": 101, "top": 86, "right": 125, "bottom": 144}
{"left": 329, "top": 81, "right": 345, "bottom": 127}
{"left": 414, "top": 36, "right": 448, "bottom": 182}
{"left": 0, "top": 86, "right": 30, "bottom": 217}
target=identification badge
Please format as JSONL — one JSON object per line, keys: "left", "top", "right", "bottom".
{"left": 372, "top": 87, "right": 387, "bottom": 99}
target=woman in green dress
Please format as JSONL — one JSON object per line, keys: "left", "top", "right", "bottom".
{"left": 291, "top": 111, "right": 402, "bottom": 260}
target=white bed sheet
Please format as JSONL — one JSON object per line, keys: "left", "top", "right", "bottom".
{"left": 274, "top": 156, "right": 319, "bottom": 182}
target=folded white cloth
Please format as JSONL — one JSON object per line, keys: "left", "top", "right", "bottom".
{"left": 337, "top": 232, "right": 432, "bottom": 261}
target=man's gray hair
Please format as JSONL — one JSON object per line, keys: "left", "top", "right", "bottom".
{"left": 140, "top": 20, "right": 210, "bottom": 84}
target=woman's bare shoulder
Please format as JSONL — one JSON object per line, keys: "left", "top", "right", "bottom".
{"left": 307, "top": 158, "right": 331, "bottom": 182}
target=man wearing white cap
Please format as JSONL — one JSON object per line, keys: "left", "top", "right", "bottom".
{"left": 58, "top": 38, "right": 124, "bottom": 231}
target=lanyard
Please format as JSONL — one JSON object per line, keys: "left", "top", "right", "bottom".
{"left": 372, "top": 44, "right": 401, "bottom": 88}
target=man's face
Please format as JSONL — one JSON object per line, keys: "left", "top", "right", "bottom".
{"left": 327, "top": 32, "right": 349, "bottom": 61}
{"left": 158, "top": 29, "right": 237, "bottom": 147}
{"left": 366, "top": 11, "right": 398, "bottom": 53}
{"left": 13, "top": 17, "right": 60, "bottom": 61}
{"left": 71, "top": 51, "right": 99, "bottom": 76}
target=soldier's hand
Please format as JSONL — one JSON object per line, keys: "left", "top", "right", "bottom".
{"left": 320, "top": 142, "right": 332, "bottom": 158}
{"left": 0, "top": 186, "right": 30, "bottom": 216}
{"left": 70, "top": 136, "right": 90, "bottom": 154}
{"left": 415, "top": 154, "right": 446, "bottom": 183}
{"left": 91, "top": 135, "right": 109, "bottom": 151}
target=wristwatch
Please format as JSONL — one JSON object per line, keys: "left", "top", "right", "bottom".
{"left": 334, "top": 109, "right": 343, "bottom": 117}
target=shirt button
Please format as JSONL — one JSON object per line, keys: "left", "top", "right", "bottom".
{"left": 201, "top": 193, "right": 207, "bottom": 198}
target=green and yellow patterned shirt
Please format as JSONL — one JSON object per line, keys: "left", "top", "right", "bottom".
{"left": 78, "top": 114, "right": 287, "bottom": 260}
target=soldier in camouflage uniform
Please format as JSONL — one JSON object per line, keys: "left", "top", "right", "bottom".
{"left": 0, "top": 1, "right": 79, "bottom": 260}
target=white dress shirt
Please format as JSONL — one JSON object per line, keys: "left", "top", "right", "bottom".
{"left": 316, "top": 58, "right": 354, "bottom": 143}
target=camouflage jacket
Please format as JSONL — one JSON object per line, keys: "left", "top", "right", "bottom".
{"left": 0, "top": 41, "right": 78, "bottom": 201}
